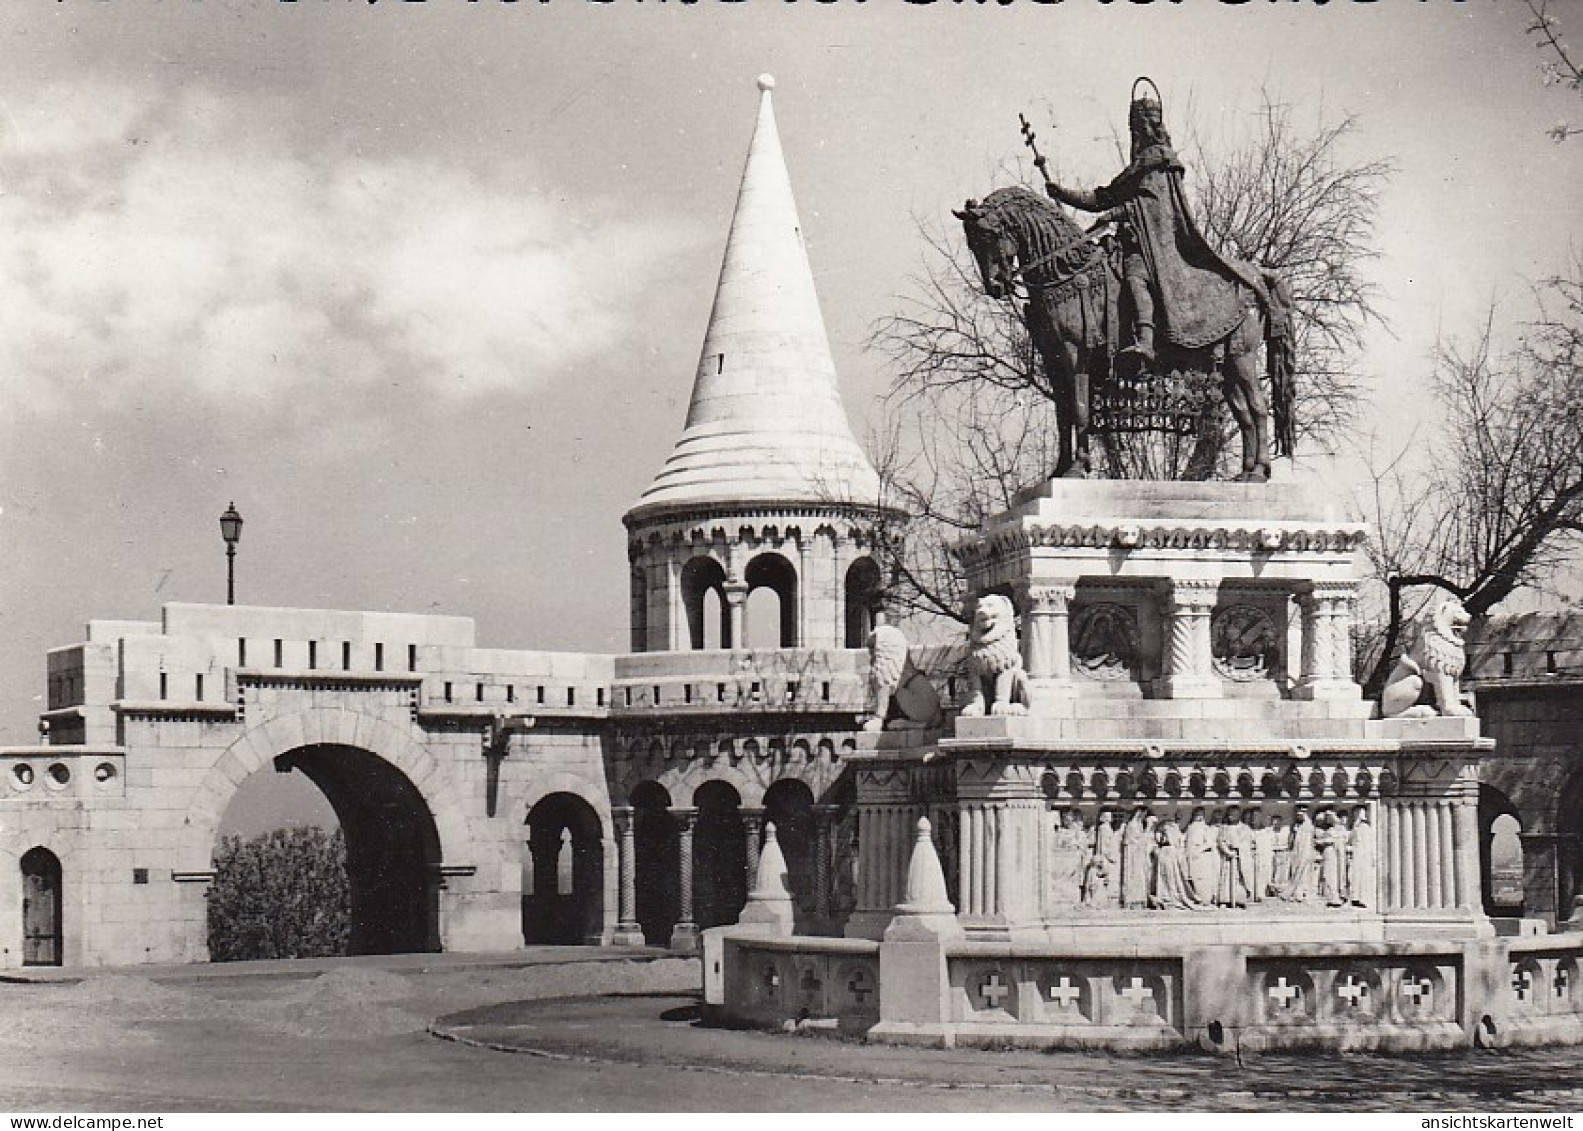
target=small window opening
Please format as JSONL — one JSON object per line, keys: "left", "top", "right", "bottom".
{"left": 624, "top": 687, "right": 633, "bottom": 707}
{"left": 159, "top": 672, "right": 168, "bottom": 700}
{"left": 567, "top": 687, "right": 576, "bottom": 707}
{"left": 507, "top": 684, "right": 516, "bottom": 704}
{"left": 132, "top": 868, "right": 149, "bottom": 885}
{"left": 786, "top": 681, "right": 799, "bottom": 703}
{"left": 408, "top": 644, "right": 418, "bottom": 672}
{"left": 476, "top": 682, "right": 485, "bottom": 703}
{"left": 374, "top": 643, "right": 385, "bottom": 672}
{"left": 194, "top": 674, "right": 204, "bottom": 701}
{"left": 537, "top": 685, "right": 545, "bottom": 705}
{"left": 684, "top": 685, "right": 693, "bottom": 704}
{"left": 307, "top": 641, "right": 318, "bottom": 670}
{"left": 342, "top": 641, "right": 352, "bottom": 670}
{"left": 597, "top": 688, "right": 606, "bottom": 707}
{"left": 717, "top": 682, "right": 726, "bottom": 703}
{"left": 238, "top": 638, "right": 247, "bottom": 667}
{"left": 1502, "top": 651, "right": 1514, "bottom": 676}
{"left": 717, "top": 354, "right": 725, "bottom": 375}
{"left": 821, "top": 681, "right": 831, "bottom": 703}
{"left": 444, "top": 681, "right": 453, "bottom": 703}
{"left": 653, "top": 684, "right": 661, "bottom": 704}
{"left": 274, "top": 639, "right": 284, "bottom": 668}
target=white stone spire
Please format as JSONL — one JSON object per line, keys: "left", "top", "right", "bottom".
{"left": 628, "top": 75, "right": 881, "bottom": 522}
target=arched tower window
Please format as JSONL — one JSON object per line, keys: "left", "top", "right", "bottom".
{"left": 744, "top": 552, "right": 797, "bottom": 648}
{"left": 21, "top": 846, "right": 63, "bottom": 967}
{"left": 844, "top": 556, "right": 884, "bottom": 647}
{"left": 680, "top": 556, "right": 729, "bottom": 650}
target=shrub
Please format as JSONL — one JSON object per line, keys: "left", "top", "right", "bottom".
{"left": 207, "top": 827, "right": 350, "bottom": 961}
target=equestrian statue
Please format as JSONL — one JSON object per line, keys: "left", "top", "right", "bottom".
{"left": 955, "top": 80, "right": 1296, "bottom": 482}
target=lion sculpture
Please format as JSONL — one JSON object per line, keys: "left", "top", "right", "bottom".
{"left": 861, "top": 625, "right": 944, "bottom": 733}
{"left": 1379, "top": 596, "right": 1474, "bottom": 719}
{"left": 960, "top": 594, "right": 1032, "bottom": 718}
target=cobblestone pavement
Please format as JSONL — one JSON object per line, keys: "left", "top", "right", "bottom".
{"left": 1, "top": 953, "right": 1581, "bottom": 1112}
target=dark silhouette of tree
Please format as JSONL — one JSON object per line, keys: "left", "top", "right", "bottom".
{"left": 207, "top": 826, "right": 349, "bottom": 961}
{"left": 1361, "top": 261, "right": 1583, "bottom": 695}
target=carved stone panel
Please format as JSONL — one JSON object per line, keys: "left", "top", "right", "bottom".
{"left": 1212, "top": 603, "right": 1282, "bottom": 683}
{"left": 1070, "top": 603, "right": 1141, "bottom": 682}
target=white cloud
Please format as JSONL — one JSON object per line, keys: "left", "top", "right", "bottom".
{"left": 0, "top": 83, "right": 691, "bottom": 416}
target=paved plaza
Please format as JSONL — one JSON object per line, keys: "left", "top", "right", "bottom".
{"left": 2, "top": 952, "right": 1582, "bottom": 1113}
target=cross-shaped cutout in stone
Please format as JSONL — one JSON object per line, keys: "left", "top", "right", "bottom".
{"left": 1119, "top": 976, "right": 1156, "bottom": 1011}
{"left": 1047, "top": 976, "right": 1082, "bottom": 1010}
{"left": 847, "top": 968, "right": 874, "bottom": 1004}
{"left": 1336, "top": 973, "right": 1369, "bottom": 1009}
{"left": 1268, "top": 976, "right": 1303, "bottom": 1010}
{"left": 763, "top": 965, "right": 780, "bottom": 994}
{"left": 1556, "top": 967, "right": 1571, "bottom": 1000}
{"left": 1401, "top": 975, "right": 1433, "bottom": 1007}
{"left": 1513, "top": 966, "right": 1534, "bottom": 1003}
{"left": 979, "top": 972, "right": 1011, "bottom": 1010}
{"left": 800, "top": 967, "right": 822, "bottom": 998}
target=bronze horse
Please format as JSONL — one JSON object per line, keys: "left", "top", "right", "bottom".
{"left": 956, "top": 186, "right": 1293, "bottom": 482}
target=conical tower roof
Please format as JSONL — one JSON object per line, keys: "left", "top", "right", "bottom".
{"left": 627, "top": 75, "right": 882, "bottom": 525}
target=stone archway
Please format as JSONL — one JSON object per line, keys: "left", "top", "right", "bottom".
{"left": 523, "top": 793, "right": 605, "bottom": 945}
{"left": 183, "top": 709, "right": 477, "bottom": 958}
{"left": 273, "top": 744, "right": 443, "bottom": 955}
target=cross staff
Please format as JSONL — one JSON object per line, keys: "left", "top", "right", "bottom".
{"left": 1019, "top": 112, "right": 1049, "bottom": 180}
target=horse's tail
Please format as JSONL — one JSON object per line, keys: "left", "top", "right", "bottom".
{"left": 1261, "top": 270, "right": 1297, "bottom": 458}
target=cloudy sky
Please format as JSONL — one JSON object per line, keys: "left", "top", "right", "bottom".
{"left": 1, "top": 0, "right": 1580, "bottom": 752}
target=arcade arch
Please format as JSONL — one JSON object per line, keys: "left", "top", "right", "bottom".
{"left": 744, "top": 552, "right": 797, "bottom": 648}
{"left": 523, "top": 793, "right": 605, "bottom": 945}
{"left": 763, "top": 778, "right": 816, "bottom": 926}
{"left": 681, "top": 557, "right": 729, "bottom": 650}
{"left": 843, "top": 556, "right": 884, "bottom": 648}
{"left": 694, "top": 779, "right": 747, "bottom": 929}
{"left": 632, "top": 781, "right": 679, "bottom": 945}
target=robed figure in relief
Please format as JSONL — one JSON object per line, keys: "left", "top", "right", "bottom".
{"left": 1348, "top": 806, "right": 1377, "bottom": 909}
{"left": 1150, "top": 816, "right": 1200, "bottom": 910}
{"left": 1284, "top": 808, "right": 1317, "bottom": 903}
{"left": 1183, "top": 808, "right": 1218, "bottom": 904}
{"left": 1215, "top": 808, "right": 1253, "bottom": 908}
{"left": 1049, "top": 809, "right": 1088, "bottom": 907}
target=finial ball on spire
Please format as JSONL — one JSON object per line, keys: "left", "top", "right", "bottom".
{"left": 757, "top": 73, "right": 776, "bottom": 92}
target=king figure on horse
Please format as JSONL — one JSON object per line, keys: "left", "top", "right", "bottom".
{"left": 958, "top": 80, "right": 1296, "bottom": 483}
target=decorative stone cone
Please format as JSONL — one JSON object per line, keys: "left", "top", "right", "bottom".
{"left": 739, "top": 821, "right": 795, "bottom": 934}
{"left": 627, "top": 74, "right": 882, "bottom": 523}
{"left": 895, "top": 818, "right": 956, "bottom": 916}
{"left": 884, "top": 818, "right": 961, "bottom": 943}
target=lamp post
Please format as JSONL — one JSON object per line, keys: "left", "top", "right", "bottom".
{"left": 219, "top": 502, "right": 243, "bottom": 606}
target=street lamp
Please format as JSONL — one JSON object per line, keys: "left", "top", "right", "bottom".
{"left": 219, "top": 502, "right": 243, "bottom": 606}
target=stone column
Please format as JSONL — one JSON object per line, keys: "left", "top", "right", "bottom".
{"left": 1022, "top": 583, "right": 1077, "bottom": 682}
{"left": 611, "top": 807, "right": 645, "bottom": 946}
{"left": 1452, "top": 771, "right": 1482, "bottom": 911}
{"left": 723, "top": 580, "right": 748, "bottom": 649}
{"left": 1294, "top": 581, "right": 1361, "bottom": 700}
{"left": 742, "top": 808, "right": 765, "bottom": 888}
{"left": 1159, "top": 579, "right": 1220, "bottom": 699}
{"left": 670, "top": 808, "right": 700, "bottom": 951}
